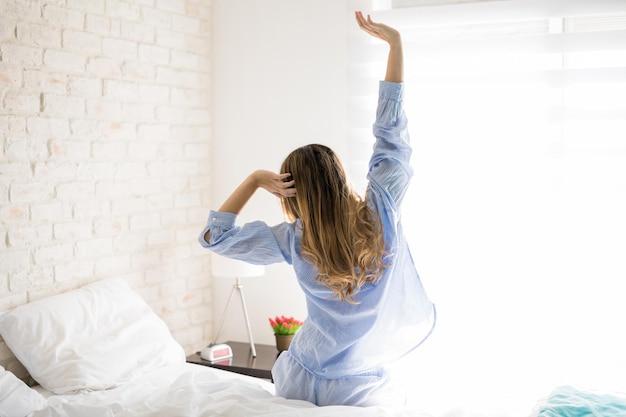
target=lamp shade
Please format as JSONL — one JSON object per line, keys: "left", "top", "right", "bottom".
{"left": 211, "top": 254, "right": 264, "bottom": 278}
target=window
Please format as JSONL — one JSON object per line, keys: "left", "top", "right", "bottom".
{"left": 349, "top": 0, "right": 626, "bottom": 402}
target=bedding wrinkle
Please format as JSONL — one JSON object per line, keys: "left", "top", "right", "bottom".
{"left": 30, "top": 363, "right": 428, "bottom": 417}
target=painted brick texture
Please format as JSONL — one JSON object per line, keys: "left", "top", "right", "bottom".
{"left": 0, "top": 0, "right": 212, "bottom": 382}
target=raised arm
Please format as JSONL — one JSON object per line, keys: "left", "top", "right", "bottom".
{"left": 357, "top": 13, "right": 412, "bottom": 209}
{"left": 355, "top": 11, "right": 403, "bottom": 83}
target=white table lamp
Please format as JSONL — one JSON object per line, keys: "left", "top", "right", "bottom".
{"left": 209, "top": 254, "right": 264, "bottom": 358}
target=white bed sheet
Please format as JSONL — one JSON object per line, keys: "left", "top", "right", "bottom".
{"left": 30, "top": 363, "right": 431, "bottom": 417}
{"left": 29, "top": 361, "right": 550, "bottom": 417}
{"left": 27, "top": 361, "right": 626, "bottom": 417}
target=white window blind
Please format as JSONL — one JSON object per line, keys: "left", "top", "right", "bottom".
{"left": 348, "top": 0, "right": 626, "bottom": 404}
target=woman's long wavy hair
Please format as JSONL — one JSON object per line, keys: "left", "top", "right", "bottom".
{"left": 280, "top": 144, "right": 388, "bottom": 303}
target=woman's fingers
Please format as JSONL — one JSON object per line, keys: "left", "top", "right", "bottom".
{"left": 355, "top": 11, "right": 372, "bottom": 33}
{"left": 275, "top": 172, "right": 294, "bottom": 188}
{"left": 276, "top": 174, "right": 296, "bottom": 198}
{"left": 273, "top": 185, "right": 296, "bottom": 198}
{"left": 259, "top": 171, "right": 295, "bottom": 198}
{"left": 356, "top": 11, "right": 377, "bottom": 34}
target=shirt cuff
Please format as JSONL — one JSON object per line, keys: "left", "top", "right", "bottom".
{"left": 198, "top": 210, "right": 237, "bottom": 248}
{"left": 379, "top": 80, "right": 404, "bottom": 101}
{"left": 206, "top": 210, "right": 237, "bottom": 228}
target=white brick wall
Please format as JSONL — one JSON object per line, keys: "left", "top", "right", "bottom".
{"left": 0, "top": 0, "right": 212, "bottom": 382}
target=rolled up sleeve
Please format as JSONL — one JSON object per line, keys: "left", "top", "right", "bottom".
{"left": 367, "top": 81, "right": 413, "bottom": 210}
{"left": 198, "top": 210, "right": 295, "bottom": 265}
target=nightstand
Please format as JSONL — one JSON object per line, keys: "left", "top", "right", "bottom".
{"left": 186, "top": 341, "right": 278, "bottom": 380}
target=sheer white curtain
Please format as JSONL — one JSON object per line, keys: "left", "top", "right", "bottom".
{"left": 348, "top": 0, "right": 626, "bottom": 407}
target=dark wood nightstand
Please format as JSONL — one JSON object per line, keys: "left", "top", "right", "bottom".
{"left": 186, "top": 341, "right": 278, "bottom": 380}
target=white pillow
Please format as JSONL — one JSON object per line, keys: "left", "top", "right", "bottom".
{"left": 0, "top": 365, "right": 46, "bottom": 417}
{"left": 0, "top": 278, "right": 185, "bottom": 394}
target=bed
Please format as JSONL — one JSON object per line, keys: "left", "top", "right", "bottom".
{"left": 1, "top": 278, "right": 624, "bottom": 417}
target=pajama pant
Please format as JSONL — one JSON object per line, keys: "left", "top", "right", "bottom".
{"left": 271, "top": 351, "right": 407, "bottom": 408}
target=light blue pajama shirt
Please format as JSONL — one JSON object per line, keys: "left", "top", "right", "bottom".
{"left": 199, "top": 81, "right": 436, "bottom": 408}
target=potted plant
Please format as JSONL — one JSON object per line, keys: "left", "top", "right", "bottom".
{"left": 269, "top": 315, "right": 303, "bottom": 352}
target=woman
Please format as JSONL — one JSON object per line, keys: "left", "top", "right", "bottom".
{"left": 199, "top": 11, "right": 435, "bottom": 407}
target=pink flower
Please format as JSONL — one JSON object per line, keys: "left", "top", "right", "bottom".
{"left": 268, "top": 315, "right": 303, "bottom": 335}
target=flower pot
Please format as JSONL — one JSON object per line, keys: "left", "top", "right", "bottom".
{"left": 275, "top": 334, "right": 294, "bottom": 352}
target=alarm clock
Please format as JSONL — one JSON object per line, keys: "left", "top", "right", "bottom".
{"left": 200, "top": 343, "right": 233, "bottom": 362}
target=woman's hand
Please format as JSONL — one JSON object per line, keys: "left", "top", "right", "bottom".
{"left": 252, "top": 170, "right": 296, "bottom": 199}
{"left": 355, "top": 11, "right": 403, "bottom": 83}
{"left": 355, "top": 11, "right": 401, "bottom": 46}
{"left": 217, "top": 170, "right": 295, "bottom": 215}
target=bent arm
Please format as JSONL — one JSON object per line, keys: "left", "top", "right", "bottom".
{"left": 219, "top": 170, "right": 295, "bottom": 214}
{"left": 203, "top": 170, "right": 295, "bottom": 242}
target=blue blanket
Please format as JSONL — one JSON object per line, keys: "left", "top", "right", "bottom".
{"left": 537, "top": 386, "right": 626, "bottom": 417}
